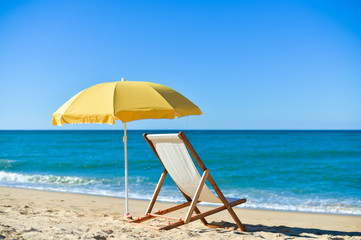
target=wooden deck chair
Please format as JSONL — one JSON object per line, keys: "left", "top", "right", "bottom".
{"left": 131, "top": 131, "right": 247, "bottom": 231}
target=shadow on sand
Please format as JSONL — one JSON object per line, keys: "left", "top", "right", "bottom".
{"left": 201, "top": 221, "right": 361, "bottom": 239}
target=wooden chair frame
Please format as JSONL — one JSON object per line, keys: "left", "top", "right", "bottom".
{"left": 131, "top": 131, "right": 246, "bottom": 231}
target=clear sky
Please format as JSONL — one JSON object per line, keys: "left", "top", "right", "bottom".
{"left": 0, "top": 0, "right": 360, "bottom": 130}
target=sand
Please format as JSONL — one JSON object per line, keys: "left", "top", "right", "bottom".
{"left": 0, "top": 186, "right": 360, "bottom": 239}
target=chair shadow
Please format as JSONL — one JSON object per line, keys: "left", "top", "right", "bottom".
{"left": 203, "top": 221, "right": 361, "bottom": 238}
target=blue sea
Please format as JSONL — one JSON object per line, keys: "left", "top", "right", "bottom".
{"left": 0, "top": 130, "right": 360, "bottom": 215}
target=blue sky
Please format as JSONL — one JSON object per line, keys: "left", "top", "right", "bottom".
{"left": 0, "top": 0, "right": 360, "bottom": 130}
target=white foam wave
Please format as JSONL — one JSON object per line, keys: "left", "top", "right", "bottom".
{"left": 0, "top": 171, "right": 100, "bottom": 185}
{"left": 0, "top": 171, "right": 360, "bottom": 215}
{"left": 0, "top": 159, "right": 17, "bottom": 168}
{"left": 225, "top": 188, "right": 361, "bottom": 215}
{"left": 0, "top": 159, "right": 17, "bottom": 163}
{"left": 0, "top": 171, "right": 150, "bottom": 186}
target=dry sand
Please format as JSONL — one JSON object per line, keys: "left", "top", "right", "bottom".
{"left": 0, "top": 186, "right": 360, "bottom": 239}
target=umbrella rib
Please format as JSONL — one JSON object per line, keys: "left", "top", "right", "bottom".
{"left": 113, "top": 82, "right": 176, "bottom": 119}
{"left": 112, "top": 81, "right": 118, "bottom": 120}
{"left": 144, "top": 83, "right": 177, "bottom": 113}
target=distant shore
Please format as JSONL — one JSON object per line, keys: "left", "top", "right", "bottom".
{"left": 0, "top": 187, "right": 360, "bottom": 239}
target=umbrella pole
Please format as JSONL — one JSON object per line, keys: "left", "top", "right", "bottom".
{"left": 123, "top": 122, "right": 129, "bottom": 215}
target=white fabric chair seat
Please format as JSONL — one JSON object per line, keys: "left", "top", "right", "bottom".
{"left": 147, "top": 134, "right": 233, "bottom": 204}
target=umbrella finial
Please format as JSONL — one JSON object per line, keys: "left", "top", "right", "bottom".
{"left": 121, "top": 78, "right": 126, "bottom": 81}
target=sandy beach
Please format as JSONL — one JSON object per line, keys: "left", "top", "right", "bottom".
{"left": 0, "top": 187, "right": 360, "bottom": 239}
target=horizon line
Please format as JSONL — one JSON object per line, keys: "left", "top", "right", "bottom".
{"left": 1, "top": 129, "right": 360, "bottom": 131}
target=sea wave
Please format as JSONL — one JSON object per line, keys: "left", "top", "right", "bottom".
{"left": 0, "top": 159, "right": 18, "bottom": 168}
{"left": 224, "top": 188, "right": 361, "bottom": 215}
{"left": 0, "top": 171, "right": 149, "bottom": 186}
{"left": 0, "top": 171, "right": 100, "bottom": 185}
{"left": 0, "top": 171, "right": 360, "bottom": 215}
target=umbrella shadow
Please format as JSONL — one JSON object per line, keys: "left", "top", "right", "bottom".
{"left": 203, "top": 221, "right": 361, "bottom": 238}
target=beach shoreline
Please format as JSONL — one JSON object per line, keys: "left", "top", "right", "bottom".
{"left": 1, "top": 186, "right": 360, "bottom": 239}
{"left": 2, "top": 185, "right": 360, "bottom": 217}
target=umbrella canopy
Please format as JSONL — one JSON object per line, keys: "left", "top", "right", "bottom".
{"left": 52, "top": 79, "right": 202, "bottom": 217}
{"left": 52, "top": 80, "right": 202, "bottom": 125}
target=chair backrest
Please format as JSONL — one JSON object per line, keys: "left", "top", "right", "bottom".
{"left": 146, "top": 133, "right": 221, "bottom": 203}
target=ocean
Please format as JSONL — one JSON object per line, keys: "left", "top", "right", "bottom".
{"left": 0, "top": 130, "right": 360, "bottom": 215}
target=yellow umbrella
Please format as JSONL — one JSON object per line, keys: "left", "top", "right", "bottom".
{"left": 52, "top": 78, "right": 202, "bottom": 216}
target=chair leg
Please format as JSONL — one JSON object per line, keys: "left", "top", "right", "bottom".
{"left": 131, "top": 198, "right": 246, "bottom": 231}
{"left": 226, "top": 206, "right": 246, "bottom": 231}
{"left": 207, "top": 173, "right": 247, "bottom": 231}
{"left": 179, "top": 189, "right": 208, "bottom": 225}
{"left": 131, "top": 201, "right": 191, "bottom": 223}
{"left": 193, "top": 206, "right": 208, "bottom": 225}
{"left": 145, "top": 169, "right": 167, "bottom": 215}
{"left": 186, "top": 198, "right": 246, "bottom": 224}
{"left": 184, "top": 169, "right": 209, "bottom": 223}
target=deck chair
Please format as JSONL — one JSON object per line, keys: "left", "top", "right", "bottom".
{"left": 131, "top": 131, "right": 247, "bottom": 231}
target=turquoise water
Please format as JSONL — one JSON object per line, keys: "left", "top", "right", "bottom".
{"left": 0, "top": 130, "right": 360, "bottom": 215}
